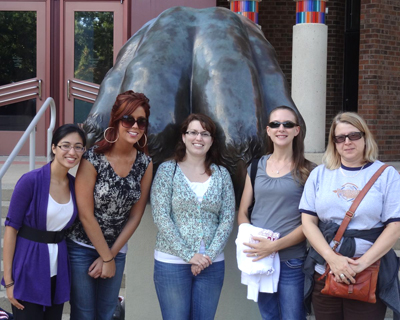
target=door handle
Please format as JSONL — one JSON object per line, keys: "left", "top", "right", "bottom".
{"left": 38, "top": 79, "right": 42, "bottom": 100}
{"left": 67, "top": 79, "right": 71, "bottom": 100}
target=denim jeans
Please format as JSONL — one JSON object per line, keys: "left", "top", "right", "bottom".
{"left": 154, "top": 259, "right": 225, "bottom": 320}
{"left": 67, "top": 239, "right": 126, "bottom": 320}
{"left": 257, "top": 258, "right": 306, "bottom": 320}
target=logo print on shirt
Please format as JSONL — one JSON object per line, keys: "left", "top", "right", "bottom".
{"left": 333, "top": 183, "right": 360, "bottom": 202}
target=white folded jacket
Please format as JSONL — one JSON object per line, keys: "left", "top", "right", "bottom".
{"left": 235, "top": 223, "right": 281, "bottom": 302}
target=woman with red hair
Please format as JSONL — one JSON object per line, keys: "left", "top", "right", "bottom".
{"left": 67, "top": 91, "right": 153, "bottom": 320}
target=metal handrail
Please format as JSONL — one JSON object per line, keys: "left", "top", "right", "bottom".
{"left": 0, "top": 98, "right": 57, "bottom": 281}
{"left": 0, "top": 97, "right": 56, "bottom": 178}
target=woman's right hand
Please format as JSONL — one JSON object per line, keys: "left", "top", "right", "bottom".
{"left": 101, "top": 259, "right": 116, "bottom": 279}
{"left": 189, "top": 253, "right": 212, "bottom": 270}
{"left": 6, "top": 285, "right": 24, "bottom": 310}
{"left": 191, "top": 264, "right": 202, "bottom": 276}
{"left": 326, "top": 253, "right": 358, "bottom": 284}
{"left": 88, "top": 257, "right": 103, "bottom": 278}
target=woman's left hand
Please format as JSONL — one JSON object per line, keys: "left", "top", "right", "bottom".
{"left": 243, "top": 235, "right": 277, "bottom": 262}
{"left": 347, "top": 258, "right": 368, "bottom": 274}
{"left": 189, "top": 253, "right": 212, "bottom": 270}
{"left": 88, "top": 257, "right": 103, "bottom": 278}
{"left": 101, "top": 259, "right": 116, "bottom": 279}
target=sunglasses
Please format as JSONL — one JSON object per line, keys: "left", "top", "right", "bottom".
{"left": 268, "top": 121, "right": 298, "bottom": 129}
{"left": 120, "top": 115, "right": 147, "bottom": 130}
{"left": 333, "top": 132, "right": 364, "bottom": 144}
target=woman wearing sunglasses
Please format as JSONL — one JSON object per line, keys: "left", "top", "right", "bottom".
{"left": 3, "top": 124, "right": 86, "bottom": 320}
{"left": 151, "top": 113, "right": 235, "bottom": 320}
{"left": 238, "top": 106, "right": 314, "bottom": 320}
{"left": 67, "top": 90, "right": 153, "bottom": 320}
{"left": 300, "top": 112, "right": 400, "bottom": 319}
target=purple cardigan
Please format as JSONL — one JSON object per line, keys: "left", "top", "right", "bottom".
{"left": 2, "top": 162, "right": 78, "bottom": 306}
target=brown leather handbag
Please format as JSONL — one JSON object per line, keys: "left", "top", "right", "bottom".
{"left": 319, "top": 164, "right": 389, "bottom": 303}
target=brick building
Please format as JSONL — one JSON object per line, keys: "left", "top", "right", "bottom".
{"left": 1, "top": 0, "right": 398, "bottom": 160}
{"left": 218, "top": 0, "right": 400, "bottom": 161}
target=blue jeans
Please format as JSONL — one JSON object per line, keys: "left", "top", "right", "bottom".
{"left": 257, "top": 258, "right": 306, "bottom": 320}
{"left": 67, "top": 240, "right": 126, "bottom": 320}
{"left": 154, "top": 260, "right": 225, "bottom": 320}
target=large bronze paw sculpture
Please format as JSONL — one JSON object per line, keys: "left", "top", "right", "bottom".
{"left": 83, "top": 6, "right": 304, "bottom": 200}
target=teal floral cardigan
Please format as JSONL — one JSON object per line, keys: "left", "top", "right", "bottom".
{"left": 151, "top": 160, "right": 235, "bottom": 262}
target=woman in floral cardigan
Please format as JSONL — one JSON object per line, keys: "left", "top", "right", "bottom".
{"left": 151, "top": 113, "right": 235, "bottom": 320}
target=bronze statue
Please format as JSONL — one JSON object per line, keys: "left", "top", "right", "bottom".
{"left": 83, "top": 6, "right": 304, "bottom": 201}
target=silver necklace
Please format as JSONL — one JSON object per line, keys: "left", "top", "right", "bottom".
{"left": 339, "top": 164, "right": 365, "bottom": 178}
{"left": 269, "top": 157, "right": 292, "bottom": 174}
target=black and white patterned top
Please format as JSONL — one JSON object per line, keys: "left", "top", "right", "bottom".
{"left": 67, "top": 146, "right": 151, "bottom": 247}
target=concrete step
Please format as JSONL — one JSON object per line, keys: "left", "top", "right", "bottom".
{"left": 1, "top": 201, "right": 9, "bottom": 217}
{"left": 0, "top": 190, "right": 13, "bottom": 203}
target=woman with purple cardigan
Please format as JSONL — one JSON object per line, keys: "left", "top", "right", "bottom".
{"left": 2, "top": 124, "right": 86, "bottom": 320}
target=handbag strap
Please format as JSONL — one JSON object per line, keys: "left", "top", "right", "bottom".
{"left": 331, "top": 164, "right": 389, "bottom": 251}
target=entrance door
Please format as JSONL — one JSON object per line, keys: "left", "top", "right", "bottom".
{"left": 0, "top": 1, "right": 47, "bottom": 155}
{"left": 63, "top": 1, "right": 125, "bottom": 126}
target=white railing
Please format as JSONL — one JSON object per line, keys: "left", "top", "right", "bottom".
{"left": 0, "top": 98, "right": 56, "bottom": 287}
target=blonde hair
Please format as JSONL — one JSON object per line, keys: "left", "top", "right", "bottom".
{"left": 323, "top": 112, "right": 378, "bottom": 169}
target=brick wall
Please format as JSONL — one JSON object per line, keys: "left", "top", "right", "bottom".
{"left": 217, "top": 1, "right": 294, "bottom": 86}
{"left": 217, "top": 1, "right": 400, "bottom": 160}
{"left": 324, "top": 0, "right": 345, "bottom": 137}
{"left": 217, "top": 1, "right": 346, "bottom": 142}
{"left": 359, "top": 0, "right": 400, "bottom": 161}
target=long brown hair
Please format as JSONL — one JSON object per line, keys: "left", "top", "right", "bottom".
{"left": 174, "top": 113, "right": 221, "bottom": 176}
{"left": 266, "top": 106, "right": 313, "bottom": 185}
{"left": 95, "top": 90, "right": 151, "bottom": 154}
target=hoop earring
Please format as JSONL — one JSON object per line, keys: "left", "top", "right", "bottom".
{"left": 136, "top": 134, "right": 147, "bottom": 148}
{"left": 104, "top": 127, "right": 119, "bottom": 144}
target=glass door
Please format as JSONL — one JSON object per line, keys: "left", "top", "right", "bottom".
{"left": 0, "top": 1, "right": 47, "bottom": 155}
{"left": 63, "top": 1, "right": 124, "bottom": 126}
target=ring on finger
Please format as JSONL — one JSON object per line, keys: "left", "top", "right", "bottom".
{"left": 340, "top": 273, "right": 345, "bottom": 279}
{"left": 255, "top": 253, "right": 258, "bottom": 257}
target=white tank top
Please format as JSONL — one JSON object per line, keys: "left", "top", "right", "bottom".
{"left": 47, "top": 194, "right": 73, "bottom": 276}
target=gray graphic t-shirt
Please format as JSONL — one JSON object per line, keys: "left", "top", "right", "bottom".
{"left": 299, "top": 160, "right": 400, "bottom": 272}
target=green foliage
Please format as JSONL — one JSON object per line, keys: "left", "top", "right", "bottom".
{"left": 74, "top": 11, "right": 114, "bottom": 84}
{"left": 0, "top": 11, "right": 37, "bottom": 86}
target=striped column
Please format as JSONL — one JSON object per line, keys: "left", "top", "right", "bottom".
{"left": 296, "top": 0, "right": 327, "bottom": 24}
{"left": 228, "top": 0, "right": 261, "bottom": 25}
{"left": 292, "top": 0, "right": 328, "bottom": 153}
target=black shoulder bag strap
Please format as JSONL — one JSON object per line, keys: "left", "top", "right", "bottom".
{"left": 248, "top": 158, "right": 260, "bottom": 222}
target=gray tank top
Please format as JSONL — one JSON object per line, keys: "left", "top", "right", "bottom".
{"left": 247, "top": 155, "right": 307, "bottom": 261}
